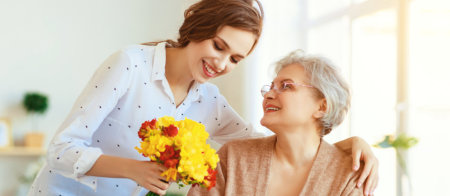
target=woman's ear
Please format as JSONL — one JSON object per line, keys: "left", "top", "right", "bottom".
{"left": 313, "top": 98, "right": 327, "bottom": 118}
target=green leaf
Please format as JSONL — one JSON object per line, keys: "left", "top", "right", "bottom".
{"left": 23, "top": 92, "right": 49, "bottom": 114}
{"left": 374, "top": 135, "right": 393, "bottom": 148}
{"left": 391, "top": 133, "right": 419, "bottom": 149}
{"left": 373, "top": 133, "right": 418, "bottom": 150}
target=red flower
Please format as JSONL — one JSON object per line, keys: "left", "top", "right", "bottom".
{"left": 159, "top": 145, "right": 180, "bottom": 168}
{"left": 138, "top": 128, "right": 147, "bottom": 141}
{"left": 140, "top": 119, "right": 157, "bottom": 130}
{"left": 163, "top": 124, "right": 178, "bottom": 137}
{"left": 160, "top": 145, "right": 180, "bottom": 160}
{"left": 138, "top": 119, "right": 157, "bottom": 141}
{"left": 160, "top": 145, "right": 175, "bottom": 161}
{"left": 205, "top": 168, "right": 218, "bottom": 190}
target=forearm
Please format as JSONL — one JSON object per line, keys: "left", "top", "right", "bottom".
{"left": 85, "top": 155, "right": 135, "bottom": 179}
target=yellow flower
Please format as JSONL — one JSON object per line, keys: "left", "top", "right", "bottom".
{"left": 162, "top": 167, "right": 178, "bottom": 181}
{"left": 135, "top": 116, "right": 219, "bottom": 188}
{"left": 157, "top": 116, "right": 176, "bottom": 128}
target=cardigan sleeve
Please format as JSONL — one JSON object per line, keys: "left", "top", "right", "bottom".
{"left": 46, "top": 50, "right": 135, "bottom": 191}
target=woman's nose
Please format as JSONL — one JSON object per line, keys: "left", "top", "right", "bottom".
{"left": 264, "top": 88, "right": 276, "bottom": 99}
{"left": 214, "top": 55, "right": 228, "bottom": 72}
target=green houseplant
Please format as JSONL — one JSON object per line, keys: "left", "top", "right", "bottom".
{"left": 23, "top": 93, "right": 48, "bottom": 114}
{"left": 22, "top": 92, "right": 49, "bottom": 148}
{"left": 374, "top": 133, "right": 418, "bottom": 195}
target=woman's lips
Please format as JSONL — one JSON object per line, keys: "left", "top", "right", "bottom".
{"left": 203, "top": 60, "right": 217, "bottom": 78}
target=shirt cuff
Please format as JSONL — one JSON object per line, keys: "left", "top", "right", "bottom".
{"left": 74, "top": 147, "right": 103, "bottom": 191}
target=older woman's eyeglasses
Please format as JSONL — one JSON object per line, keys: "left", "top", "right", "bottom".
{"left": 261, "top": 82, "right": 314, "bottom": 97}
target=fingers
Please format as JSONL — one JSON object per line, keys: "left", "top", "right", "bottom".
{"left": 358, "top": 157, "right": 378, "bottom": 195}
{"left": 363, "top": 159, "right": 379, "bottom": 195}
{"left": 365, "top": 174, "right": 378, "bottom": 196}
{"left": 352, "top": 149, "right": 362, "bottom": 171}
{"left": 362, "top": 168, "right": 374, "bottom": 195}
{"left": 142, "top": 177, "right": 170, "bottom": 195}
{"left": 357, "top": 160, "right": 372, "bottom": 189}
{"left": 137, "top": 161, "right": 170, "bottom": 195}
{"left": 146, "top": 184, "right": 168, "bottom": 196}
{"left": 372, "top": 175, "right": 379, "bottom": 195}
{"left": 149, "top": 161, "right": 168, "bottom": 172}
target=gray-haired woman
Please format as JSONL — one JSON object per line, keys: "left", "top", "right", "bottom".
{"left": 188, "top": 50, "right": 375, "bottom": 196}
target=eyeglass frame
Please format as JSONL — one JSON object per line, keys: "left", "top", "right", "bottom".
{"left": 260, "top": 81, "right": 315, "bottom": 97}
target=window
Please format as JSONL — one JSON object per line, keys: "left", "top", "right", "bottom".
{"left": 251, "top": 0, "right": 450, "bottom": 195}
{"left": 408, "top": 0, "right": 450, "bottom": 195}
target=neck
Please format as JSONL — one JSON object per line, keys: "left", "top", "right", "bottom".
{"left": 165, "top": 47, "right": 195, "bottom": 91}
{"left": 273, "top": 126, "right": 321, "bottom": 167}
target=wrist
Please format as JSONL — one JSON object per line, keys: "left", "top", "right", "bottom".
{"left": 123, "top": 159, "right": 139, "bottom": 180}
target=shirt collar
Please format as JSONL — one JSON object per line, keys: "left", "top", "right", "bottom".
{"left": 189, "top": 81, "right": 204, "bottom": 102}
{"left": 151, "top": 42, "right": 204, "bottom": 102}
{"left": 150, "top": 42, "right": 167, "bottom": 82}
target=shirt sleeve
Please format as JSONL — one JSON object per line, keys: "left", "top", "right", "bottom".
{"left": 46, "top": 49, "right": 135, "bottom": 191}
{"left": 210, "top": 94, "right": 268, "bottom": 145}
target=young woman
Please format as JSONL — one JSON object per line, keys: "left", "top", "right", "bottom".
{"left": 188, "top": 50, "right": 373, "bottom": 196}
{"left": 28, "top": 0, "right": 377, "bottom": 195}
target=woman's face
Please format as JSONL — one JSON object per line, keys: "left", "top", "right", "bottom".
{"left": 260, "top": 64, "right": 325, "bottom": 132}
{"left": 185, "top": 26, "right": 256, "bottom": 83}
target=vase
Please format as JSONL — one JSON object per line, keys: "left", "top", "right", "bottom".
{"left": 25, "top": 132, "right": 44, "bottom": 148}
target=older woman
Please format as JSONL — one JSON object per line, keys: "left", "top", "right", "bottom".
{"left": 188, "top": 50, "right": 369, "bottom": 196}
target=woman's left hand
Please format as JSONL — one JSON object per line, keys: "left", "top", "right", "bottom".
{"left": 335, "top": 136, "right": 378, "bottom": 196}
{"left": 351, "top": 137, "right": 378, "bottom": 196}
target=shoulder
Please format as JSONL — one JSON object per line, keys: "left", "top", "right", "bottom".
{"left": 199, "top": 82, "right": 221, "bottom": 96}
{"left": 119, "top": 44, "right": 156, "bottom": 61}
{"left": 320, "top": 140, "right": 350, "bottom": 159}
{"left": 320, "top": 141, "right": 355, "bottom": 172}
{"left": 219, "top": 135, "right": 276, "bottom": 156}
{"left": 318, "top": 141, "right": 363, "bottom": 194}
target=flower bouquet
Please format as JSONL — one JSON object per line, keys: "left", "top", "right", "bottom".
{"left": 135, "top": 116, "right": 219, "bottom": 196}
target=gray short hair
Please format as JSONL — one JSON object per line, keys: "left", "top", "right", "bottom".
{"left": 274, "top": 50, "right": 351, "bottom": 136}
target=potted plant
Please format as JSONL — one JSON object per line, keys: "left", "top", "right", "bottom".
{"left": 22, "top": 92, "right": 49, "bottom": 148}
{"left": 374, "top": 133, "right": 418, "bottom": 196}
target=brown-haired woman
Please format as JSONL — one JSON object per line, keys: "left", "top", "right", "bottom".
{"left": 28, "top": 0, "right": 377, "bottom": 195}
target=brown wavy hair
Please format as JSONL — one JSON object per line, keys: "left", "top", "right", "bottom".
{"left": 143, "top": 0, "right": 264, "bottom": 54}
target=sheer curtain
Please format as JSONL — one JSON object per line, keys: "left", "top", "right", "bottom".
{"left": 244, "top": 0, "right": 303, "bottom": 133}
{"left": 247, "top": 0, "right": 450, "bottom": 195}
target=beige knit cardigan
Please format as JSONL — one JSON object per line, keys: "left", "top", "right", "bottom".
{"left": 188, "top": 135, "right": 364, "bottom": 196}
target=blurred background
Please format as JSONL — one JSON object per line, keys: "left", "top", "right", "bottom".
{"left": 1, "top": 0, "right": 449, "bottom": 195}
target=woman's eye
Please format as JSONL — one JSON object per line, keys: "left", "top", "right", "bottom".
{"left": 213, "top": 41, "right": 223, "bottom": 51}
{"left": 282, "top": 83, "right": 292, "bottom": 90}
{"left": 230, "top": 57, "right": 238, "bottom": 64}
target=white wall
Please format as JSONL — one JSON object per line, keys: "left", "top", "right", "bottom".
{"left": 0, "top": 0, "right": 193, "bottom": 195}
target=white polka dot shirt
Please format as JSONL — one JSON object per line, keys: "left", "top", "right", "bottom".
{"left": 28, "top": 43, "right": 266, "bottom": 196}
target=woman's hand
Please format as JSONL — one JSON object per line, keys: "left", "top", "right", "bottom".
{"left": 335, "top": 136, "right": 379, "bottom": 196}
{"left": 86, "top": 155, "right": 171, "bottom": 195}
{"left": 127, "top": 161, "right": 170, "bottom": 195}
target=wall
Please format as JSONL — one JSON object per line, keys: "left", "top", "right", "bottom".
{"left": 0, "top": 0, "right": 194, "bottom": 195}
